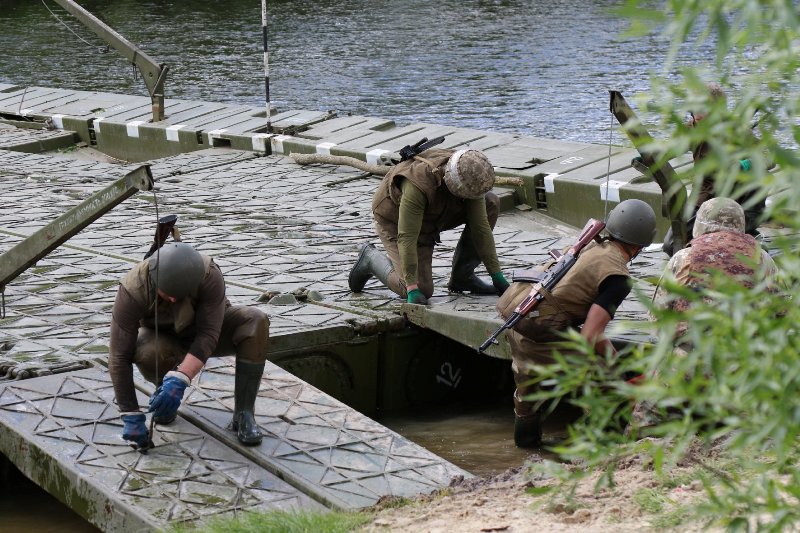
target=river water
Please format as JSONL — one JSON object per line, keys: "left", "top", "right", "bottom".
{"left": 0, "top": 1, "right": 712, "bottom": 530}
{"left": 0, "top": 0, "right": 714, "bottom": 145}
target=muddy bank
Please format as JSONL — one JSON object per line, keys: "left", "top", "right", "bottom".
{"left": 362, "top": 443, "right": 717, "bottom": 533}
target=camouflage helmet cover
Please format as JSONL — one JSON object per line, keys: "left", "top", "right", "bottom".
{"left": 443, "top": 149, "right": 495, "bottom": 199}
{"left": 148, "top": 242, "right": 206, "bottom": 299}
{"left": 692, "top": 197, "right": 745, "bottom": 238}
{"left": 605, "top": 199, "right": 657, "bottom": 247}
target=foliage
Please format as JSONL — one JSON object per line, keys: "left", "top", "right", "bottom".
{"left": 524, "top": 1, "right": 800, "bottom": 531}
{"left": 170, "top": 509, "right": 372, "bottom": 533}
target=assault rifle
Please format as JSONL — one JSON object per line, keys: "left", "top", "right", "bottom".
{"left": 477, "top": 218, "right": 607, "bottom": 354}
{"left": 143, "top": 214, "right": 179, "bottom": 259}
{"left": 398, "top": 136, "right": 446, "bottom": 162}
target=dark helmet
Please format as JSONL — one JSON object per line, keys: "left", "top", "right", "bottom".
{"left": 605, "top": 199, "right": 657, "bottom": 247}
{"left": 148, "top": 242, "right": 205, "bottom": 299}
{"left": 443, "top": 149, "right": 496, "bottom": 199}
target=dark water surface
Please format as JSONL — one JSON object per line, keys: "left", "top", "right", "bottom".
{"left": 0, "top": 0, "right": 711, "bottom": 145}
{"left": 0, "top": 1, "right": 711, "bottom": 529}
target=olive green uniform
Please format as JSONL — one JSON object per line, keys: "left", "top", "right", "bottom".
{"left": 372, "top": 148, "right": 501, "bottom": 297}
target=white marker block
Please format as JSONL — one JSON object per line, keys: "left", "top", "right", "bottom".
{"left": 166, "top": 124, "right": 186, "bottom": 142}
{"left": 366, "top": 149, "right": 390, "bottom": 166}
{"left": 206, "top": 129, "right": 227, "bottom": 144}
{"left": 51, "top": 114, "right": 64, "bottom": 129}
{"left": 316, "top": 142, "right": 337, "bottom": 155}
{"left": 271, "top": 135, "right": 292, "bottom": 154}
{"left": 252, "top": 133, "right": 273, "bottom": 152}
{"left": 126, "top": 120, "right": 145, "bottom": 138}
{"left": 544, "top": 173, "right": 559, "bottom": 194}
{"left": 600, "top": 180, "right": 625, "bottom": 202}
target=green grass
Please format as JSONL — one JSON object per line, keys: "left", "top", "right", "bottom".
{"left": 633, "top": 488, "right": 672, "bottom": 514}
{"left": 171, "top": 509, "right": 373, "bottom": 533}
{"left": 649, "top": 504, "right": 694, "bottom": 530}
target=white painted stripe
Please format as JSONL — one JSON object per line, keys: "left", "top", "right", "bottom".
{"left": 19, "top": 108, "right": 33, "bottom": 116}
{"left": 366, "top": 149, "right": 390, "bottom": 166}
{"left": 51, "top": 114, "right": 64, "bottom": 129}
{"left": 92, "top": 117, "right": 105, "bottom": 132}
{"left": 271, "top": 134, "right": 292, "bottom": 154}
{"left": 599, "top": 180, "right": 625, "bottom": 202}
{"left": 316, "top": 142, "right": 336, "bottom": 155}
{"left": 126, "top": 120, "right": 145, "bottom": 138}
{"left": 544, "top": 173, "right": 559, "bottom": 193}
{"left": 166, "top": 124, "right": 186, "bottom": 142}
{"left": 252, "top": 133, "right": 273, "bottom": 152}
{"left": 206, "top": 129, "right": 227, "bottom": 144}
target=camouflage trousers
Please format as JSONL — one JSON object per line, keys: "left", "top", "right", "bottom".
{"left": 133, "top": 305, "right": 269, "bottom": 385}
{"left": 508, "top": 329, "right": 574, "bottom": 419}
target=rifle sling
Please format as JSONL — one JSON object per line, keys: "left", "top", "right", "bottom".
{"left": 534, "top": 284, "right": 568, "bottom": 317}
{"left": 412, "top": 154, "right": 438, "bottom": 171}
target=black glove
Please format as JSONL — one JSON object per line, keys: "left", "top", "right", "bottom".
{"left": 121, "top": 413, "right": 151, "bottom": 449}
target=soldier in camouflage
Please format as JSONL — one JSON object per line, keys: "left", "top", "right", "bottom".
{"left": 630, "top": 198, "right": 779, "bottom": 433}
{"left": 654, "top": 197, "right": 778, "bottom": 336}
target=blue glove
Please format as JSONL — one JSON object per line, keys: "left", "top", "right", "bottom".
{"left": 148, "top": 371, "right": 190, "bottom": 422}
{"left": 739, "top": 159, "right": 752, "bottom": 171}
{"left": 490, "top": 272, "right": 510, "bottom": 295}
{"left": 121, "top": 413, "right": 150, "bottom": 449}
{"left": 407, "top": 288, "right": 428, "bottom": 305}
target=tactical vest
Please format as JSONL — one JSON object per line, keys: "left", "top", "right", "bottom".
{"left": 497, "top": 241, "right": 630, "bottom": 341}
{"left": 672, "top": 230, "right": 758, "bottom": 311}
{"left": 372, "top": 148, "right": 459, "bottom": 237}
{"left": 120, "top": 255, "right": 214, "bottom": 334}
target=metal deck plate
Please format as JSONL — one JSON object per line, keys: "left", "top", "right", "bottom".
{"left": 0, "top": 367, "right": 325, "bottom": 531}
{"left": 168, "top": 358, "right": 471, "bottom": 510}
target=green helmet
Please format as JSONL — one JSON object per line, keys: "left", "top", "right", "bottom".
{"left": 605, "top": 199, "right": 657, "bottom": 247}
{"left": 443, "top": 149, "right": 496, "bottom": 199}
{"left": 148, "top": 242, "right": 206, "bottom": 299}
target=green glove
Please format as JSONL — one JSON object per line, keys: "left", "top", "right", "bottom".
{"left": 739, "top": 159, "right": 752, "bottom": 171}
{"left": 490, "top": 272, "right": 510, "bottom": 295}
{"left": 407, "top": 288, "right": 428, "bottom": 305}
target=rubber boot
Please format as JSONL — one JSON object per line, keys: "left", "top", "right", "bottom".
{"left": 348, "top": 243, "right": 394, "bottom": 292}
{"left": 228, "top": 360, "right": 265, "bottom": 446}
{"left": 447, "top": 229, "right": 495, "bottom": 294}
{"left": 514, "top": 414, "right": 543, "bottom": 448}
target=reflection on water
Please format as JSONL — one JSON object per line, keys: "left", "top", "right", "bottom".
{"left": 0, "top": 463, "right": 101, "bottom": 533}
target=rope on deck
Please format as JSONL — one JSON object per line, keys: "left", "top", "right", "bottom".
{"left": 289, "top": 152, "right": 524, "bottom": 187}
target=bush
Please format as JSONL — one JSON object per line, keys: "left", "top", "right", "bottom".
{"left": 527, "top": 2, "right": 800, "bottom": 530}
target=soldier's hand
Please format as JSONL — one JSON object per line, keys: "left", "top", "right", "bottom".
{"left": 148, "top": 371, "right": 190, "bottom": 422}
{"left": 407, "top": 288, "right": 428, "bottom": 305}
{"left": 121, "top": 413, "right": 151, "bottom": 449}
{"left": 491, "top": 272, "right": 510, "bottom": 295}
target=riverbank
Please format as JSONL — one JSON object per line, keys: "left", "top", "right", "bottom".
{"left": 361, "top": 446, "right": 713, "bottom": 533}
{"left": 191, "top": 437, "right": 725, "bottom": 533}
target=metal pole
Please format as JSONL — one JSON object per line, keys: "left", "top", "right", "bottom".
{"left": 261, "top": 0, "right": 272, "bottom": 132}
